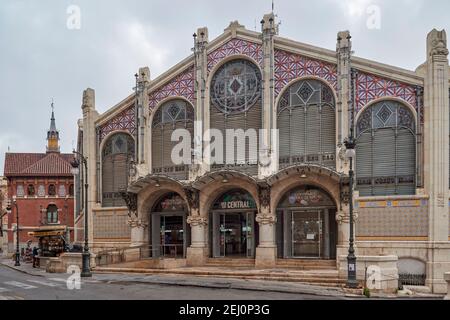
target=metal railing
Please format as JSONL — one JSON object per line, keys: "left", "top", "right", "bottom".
{"left": 398, "top": 273, "right": 426, "bottom": 288}
{"left": 139, "top": 244, "right": 185, "bottom": 260}
{"left": 95, "top": 244, "right": 185, "bottom": 266}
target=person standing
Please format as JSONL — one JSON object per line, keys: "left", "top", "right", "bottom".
{"left": 32, "top": 246, "right": 38, "bottom": 268}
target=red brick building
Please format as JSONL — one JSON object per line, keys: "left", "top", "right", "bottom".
{"left": 3, "top": 108, "right": 75, "bottom": 253}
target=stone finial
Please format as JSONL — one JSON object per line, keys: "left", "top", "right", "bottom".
{"left": 261, "top": 12, "right": 278, "bottom": 34}
{"left": 196, "top": 27, "right": 209, "bottom": 44}
{"left": 337, "top": 31, "right": 352, "bottom": 50}
{"left": 427, "top": 29, "right": 449, "bottom": 57}
{"left": 138, "top": 66, "right": 150, "bottom": 83}
{"left": 82, "top": 88, "right": 95, "bottom": 110}
{"left": 225, "top": 20, "right": 245, "bottom": 37}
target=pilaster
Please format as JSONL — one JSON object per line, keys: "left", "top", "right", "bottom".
{"left": 424, "top": 29, "right": 449, "bottom": 242}
{"left": 81, "top": 88, "right": 99, "bottom": 248}
{"left": 137, "top": 67, "right": 150, "bottom": 168}
{"left": 192, "top": 28, "right": 209, "bottom": 179}
{"left": 260, "top": 13, "right": 278, "bottom": 178}
{"left": 336, "top": 31, "right": 352, "bottom": 173}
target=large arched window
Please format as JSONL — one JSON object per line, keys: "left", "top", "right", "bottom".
{"left": 102, "top": 133, "right": 135, "bottom": 207}
{"left": 277, "top": 79, "right": 336, "bottom": 169}
{"left": 356, "top": 100, "right": 416, "bottom": 196}
{"left": 152, "top": 99, "right": 194, "bottom": 180}
{"left": 210, "top": 59, "right": 262, "bottom": 175}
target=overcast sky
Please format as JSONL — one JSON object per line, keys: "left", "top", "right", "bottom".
{"left": 1, "top": 0, "right": 449, "bottom": 175}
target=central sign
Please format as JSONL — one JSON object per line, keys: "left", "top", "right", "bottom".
{"left": 220, "top": 200, "right": 253, "bottom": 209}
{"left": 213, "top": 189, "right": 256, "bottom": 210}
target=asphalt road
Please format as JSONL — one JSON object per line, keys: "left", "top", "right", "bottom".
{"left": 0, "top": 265, "right": 341, "bottom": 300}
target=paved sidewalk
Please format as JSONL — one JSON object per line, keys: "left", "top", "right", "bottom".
{"left": 0, "top": 258, "right": 443, "bottom": 299}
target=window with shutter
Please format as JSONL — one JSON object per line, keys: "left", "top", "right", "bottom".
{"left": 151, "top": 99, "right": 194, "bottom": 179}
{"left": 277, "top": 79, "right": 336, "bottom": 170}
{"left": 101, "top": 133, "right": 135, "bottom": 207}
{"left": 356, "top": 101, "right": 416, "bottom": 196}
{"left": 210, "top": 59, "right": 262, "bottom": 175}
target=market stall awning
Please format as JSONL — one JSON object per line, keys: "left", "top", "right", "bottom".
{"left": 28, "top": 226, "right": 67, "bottom": 237}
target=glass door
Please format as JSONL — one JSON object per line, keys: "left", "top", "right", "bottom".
{"left": 291, "top": 211, "right": 322, "bottom": 258}
{"left": 160, "top": 215, "right": 184, "bottom": 258}
{"left": 212, "top": 212, "right": 255, "bottom": 258}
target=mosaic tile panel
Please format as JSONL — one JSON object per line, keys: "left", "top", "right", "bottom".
{"left": 357, "top": 205, "right": 428, "bottom": 237}
{"left": 98, "top": 106, "right": 136, "bottom": 142}
{"left": 274, "top": 49, "right": 338, "bottom": 97}
{"left": 148, "top": 66, "right": 195, "bottom": 110}
{"left": 355, "top": 71, "right": 420, "bottom": 116}
{"left": 207, "top": 38, "right": 263, "bottom": 73}
{"left": 93, "top": 211, "right": 131, "bottom": 239}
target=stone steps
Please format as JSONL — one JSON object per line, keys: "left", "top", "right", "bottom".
{"left": 93, "top": 266, "right": 345, "bottom": 287}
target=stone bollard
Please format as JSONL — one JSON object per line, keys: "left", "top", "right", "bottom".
{"left": 444, "top": 272, "right": 450, "bottom": 300}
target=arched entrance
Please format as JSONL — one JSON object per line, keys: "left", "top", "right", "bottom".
{"left": 209, "top": 189, "right": 258, "bottom": 258}
{"left": 276, "top": 185, "right": 337, "bottom": 259}
{"left": 150, "top": 192, "right": 190, "bottom": 258}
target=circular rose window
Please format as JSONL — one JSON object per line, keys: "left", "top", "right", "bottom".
{"left": 210, "top": 60, "right": 261, "bottom": 114}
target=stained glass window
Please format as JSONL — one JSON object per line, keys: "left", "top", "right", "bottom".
{"left": 211, "top": 60, "right": 261, "bottom": 114}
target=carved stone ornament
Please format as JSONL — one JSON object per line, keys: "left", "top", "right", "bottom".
{"left": 429, "top": 29, "right": 449, "bottom": 57}
{"left": 255, "top": 214, "right": 277, "bottom": 225}
{"left": 184, "top": 187, "right": 200, "bottom": 211}
{"left": 127, "top": 218, "right": 147, "bottom": 229}
{"left": 258, "top": 184, "right": 271, "bottom": 210}
{"left": 120, "top": 191, "right": 138, "bottom": 217}
{"left": 335, "top": 210, "right": 358, "bottom": 225}
{"left": 187, "top": 215, "right": 208, "bottom": 227}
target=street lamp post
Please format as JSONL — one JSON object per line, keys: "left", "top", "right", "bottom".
{"left": 6, "top": 198, "right": 20, "bottom": 266}
{"left": 344, "top": 136, "right": 357, "bottom": 288}
{"left": 70, "top": 151, "right": 92, "bottom": 277}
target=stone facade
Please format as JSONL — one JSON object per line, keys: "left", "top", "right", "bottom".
{"left": 75, "top": 14, "right": 450, "bottom": 293}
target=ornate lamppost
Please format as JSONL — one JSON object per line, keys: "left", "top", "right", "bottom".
{"left": 70, "top": 151, "right": 92, "bottom": 277}
{"left": 6, "top": 197, "right": 20, "bottom": 266}
{"left": 344, "top": 68, "right": 358, "bottom": 288}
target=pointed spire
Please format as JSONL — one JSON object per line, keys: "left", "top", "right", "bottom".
{"left": 49, "top": 99, "right": 57, "bottom": 132}
{"left": 47, "top": 99, "right": 60, "bottom": 153}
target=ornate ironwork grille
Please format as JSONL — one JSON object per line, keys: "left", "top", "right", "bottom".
{"left": 102, "top": 133, "right": 135, "bottom": 207}
{"left": 356, "top": 101, "right": 416, "bottom": 196}
{"left": 151, "top": 99, "right": 194, "bottom": 179}
{"left": 277, "top": 79, "right": 336, "bottom": 169}
{"left": 210, "top": 59, "right": 262, "bottom": 175}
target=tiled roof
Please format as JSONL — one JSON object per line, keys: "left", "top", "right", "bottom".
{"left": 4, "top": 152, "right": 74, "bottom": 177}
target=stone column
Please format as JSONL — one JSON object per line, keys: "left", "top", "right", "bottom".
{"left": 81, "top": 88, "right": 99, "bottom": 251}
{"left": 185, "top": 188, "right": 208, "bottom": 266}
{"left": 259, "top": 13, "right": 278, "bottom": 178}
{"left": 186, "top": 215, "right": 208, "bottom": 266}
{"left": 137, "top": 67, "right": 151, "bottom": 169}
{"left": 192, "top": 27, "right": 209, "bottom": 178}
{"left": 336, "top": 31, "right": 352, "bottom": 172}
{"left": 423, "top": 29, "right": 450, "bottom": 293}
{"left": 255, "top": 184, "right": 277, "bottom": 268}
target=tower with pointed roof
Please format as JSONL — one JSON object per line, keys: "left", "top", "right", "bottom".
{"left": 47, "top": 102, "right": 60, "bottom": 153}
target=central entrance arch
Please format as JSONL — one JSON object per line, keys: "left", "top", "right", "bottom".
{"left": 276, "top": 185, "right": 337, "bottom": 259}
{"left": 150, "top": 192, "right": 190, "bottom": 258}
{"left": 209, "top": 189, "right": 258, "bottom": 258}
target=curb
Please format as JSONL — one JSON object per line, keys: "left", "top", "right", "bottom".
{"left": 0, "top": 261, "right": 45, "bottom": 278}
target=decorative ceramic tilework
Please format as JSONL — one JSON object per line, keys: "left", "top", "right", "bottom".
{"left": 357, "top": 205, "right": 429, "bottom": 237}
{"left": 148, "top": 65, "right": 195, "bottom": 111}
{"left": 355, "top": 71, "right": 419, "bottom": 114}
{"left": 207, "top": 38, "right": 263, "bottom": 73}
{"left": 99, "top": 106, "right": 136, "bottom": 142}
{"left": 274, "top": 49, "right": 338, "bottom": 97}
{"left": 93, "top": 211, "right": 131, "bottom": 239}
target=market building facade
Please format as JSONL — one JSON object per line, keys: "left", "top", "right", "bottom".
{"left": 74, "top": 14, "right": 450, "bottom": 293}
{"left": 3, "top": 108, "right": 75, "bottom": 257}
